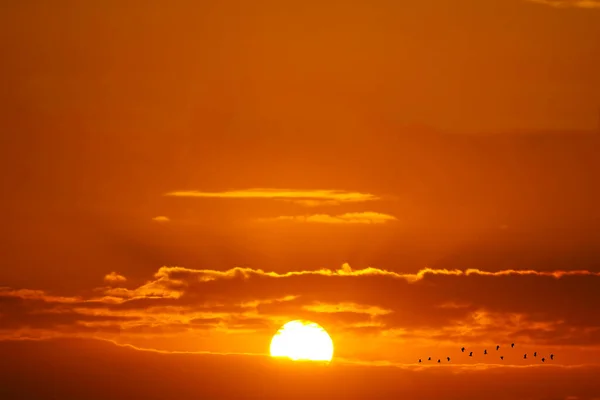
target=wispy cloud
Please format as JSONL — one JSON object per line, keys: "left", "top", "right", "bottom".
{"left": 276, "top": 199, "right": 343, "bottom": 207}
{"left": 303, "top": 302, "right": 393, "bottom": 316}
{"left": 527, "top": 0, "right": 600, "bottom": 8}
{"left": 4, "top": 337, "right": 600, "bottom": 400}
{"left": 258, "top": 212, "right": 397, "bottom": 224}
{"left": 151, "top": 216, "right": 170, "bottom": 222}
{"left": 164, "top": 189, "right": 379, "bottom": 205}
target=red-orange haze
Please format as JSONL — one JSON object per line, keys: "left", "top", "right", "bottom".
{"left": 1, "top": 0, "right": 600, "bottom": 399}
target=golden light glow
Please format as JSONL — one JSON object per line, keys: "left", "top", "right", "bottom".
{"left": 269, "top": 320, "right": 334, "bottom": 362}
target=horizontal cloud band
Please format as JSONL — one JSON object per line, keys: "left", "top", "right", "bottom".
{"left": 1, "top": 264, "right": 600, "bottom": 349}
{"left": 164, "top": 188, "right": 380, "bottom": 204}
{"left": 528, "top": 0, "right": 600, "bottom": 8}
{"left": 257, "top": 212, "right": 397, "bottom": 224}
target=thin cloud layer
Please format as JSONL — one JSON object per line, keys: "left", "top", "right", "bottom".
{"left": 3, "top": 338, "right": 600, "bottom": 400}
{"left": 259, "top": 212, "right": 397, "bottom": 224}
{"left": 2, "top": 264, "right": 600, "bottom": 360}
{"left": 151, "top": 216, "right": 170, "bottom": 222}
{"left": 164, "top": 189, "right": 379, "bottom": 204}
{"left": 276, "top": 199, "right": 345, "bottom": 207}
{"left": 527, "top": 0, "right": 600, "bottom": 8}
{"left": 163, "top": 189, "right": 394, "bottom": 222}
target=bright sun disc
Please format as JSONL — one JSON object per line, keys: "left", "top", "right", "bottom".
{"left": 269, "top": 320, "right": 334, "bottom": 362}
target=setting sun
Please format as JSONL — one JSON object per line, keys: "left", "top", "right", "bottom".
{"left": 270, "top": 320, "right": 334, "bottom": 362}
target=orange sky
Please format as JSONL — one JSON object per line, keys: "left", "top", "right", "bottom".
{"left": 1, "top": 0, "right": 600, "bottom": 398}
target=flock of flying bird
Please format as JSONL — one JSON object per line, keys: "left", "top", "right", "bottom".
{"left": 418, "top": 343, "right": 555, "bottom": 364}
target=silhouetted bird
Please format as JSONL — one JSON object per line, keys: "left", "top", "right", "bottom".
{"left": 534, "top": 352, "right": 537, "bottom": 357}
{"left": 469, "top": 352, "right": 473, "bottom": 357}
{"left": 484, "top": 349, "right": 488, "bottom": 355}
{"left": 511, "top": 343, "right": 515, "bottom": 348}
{"left": 496, "top": 345, "right": 500, "bottom": 351}
{"left": 550, "top": 354, "right": 554, "bottom": 360}
{"left": 447, "top": 357, "right": 450, "bottom": 362}
{"left": 500, "top": 356, "right": 504, "bottom": 360}
{"left": 524, "top": 354, "right": 527, "bottom": 359}
{"left": 541, "top": 357, "right": 545, "bottom": 362}
{"left": 437, "top": 359, "right": 441, "bottom": 363}
{"left": 461, "top": 347, "right": 465, "bottom": 352}
{"left": 428, "top": 357, "right": 431, "bottom": 361}
{"left": 419, "top": 359, "right": 422, "bottom": 363}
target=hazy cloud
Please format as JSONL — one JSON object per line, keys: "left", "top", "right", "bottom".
{"left": 151, "top": 216, "right": 170, "bottom": 222}
{"left": 258, "top": 212, "right": 397, "bottom": 224}
{"left": 3, "top": 338, "right": 600, "bottom": 400}
{"left": 276, "top": 199, "right": 346, "bottom": 207}
{"left": 527, "top": 0, "right": 600, "bottom": 8}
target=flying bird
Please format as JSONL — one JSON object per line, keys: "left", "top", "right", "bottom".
{"left": 447, "top": 357, "right": 450, "bottom": 362}
{"left": 534, "top": 352, "right": 537, "bottom": 357}
{"left": 484, "top": 349, "right": 488, "bottom": 355}
{"left": 500, "top": 356, "right": 504, "bottom": 360}
{"left": 428, "top": 357, "right": 431, "bottom": 361}
{"left": 419, "top": 359, "right": 422, "bottom": 363}
{"left": 496, "top": 345, "right": 500, "bottom": 351}
{"left": 542, "top": 357, "right": 545, "bottom": 362}
{"left": 437, "top": 359, "right": 441, "bottom": 363}
{"left": 524, "top": 354, "right": 527, "bottom": 359}
{"left": 469, "top": 352, "right": 473, "bottom": 357}
{"left": 461, "top": 347, "right": 465, "bottom": 352}
{"left": 550, "top": 354, "right": 554, "bottom": 360}
{"left": 511, "top": 343, "right": 515, "bottom": 348}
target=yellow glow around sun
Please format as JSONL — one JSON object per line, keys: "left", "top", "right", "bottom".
{"left": 269, "top": 320, "right": 334, "bottom": 362}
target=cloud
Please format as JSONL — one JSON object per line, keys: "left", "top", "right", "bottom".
{"left": 258, "top": 212, "right": 397, "bottom": 224}
{"left": 527, "top": 0, "right": 600, "bottom": 8}
{"left": 302, "top": 302, "right": 393, "bottom": 316}
{"left": 163, "top": 188, "right": 380, "bottom": 204}
{"left": 163, "top": 189, "right": 394, "bottom": 222}
{"left": 3, "top": 263, "right": 600, "bottom": 359}
{"left": 151, "top": 216, "right": 170, "bottom": 222}
{"left": 0, "top": 294, "right": 138, "bottom": 331}
{"left": 103, "top": 272, "right": 127, "bottom": 284}
{"left": 2, "top": 338, "right": 600, "bottom": 400}
{"left": 276, "top": 199, "right": 346, "bottom": 207}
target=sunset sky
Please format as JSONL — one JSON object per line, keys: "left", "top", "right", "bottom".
{"left": 1, "top": 0, "right": 600, "bottom": 399}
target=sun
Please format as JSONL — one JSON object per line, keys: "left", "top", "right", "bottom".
{"left": 269, "top": 320, "right": 334, "bottom": 362}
